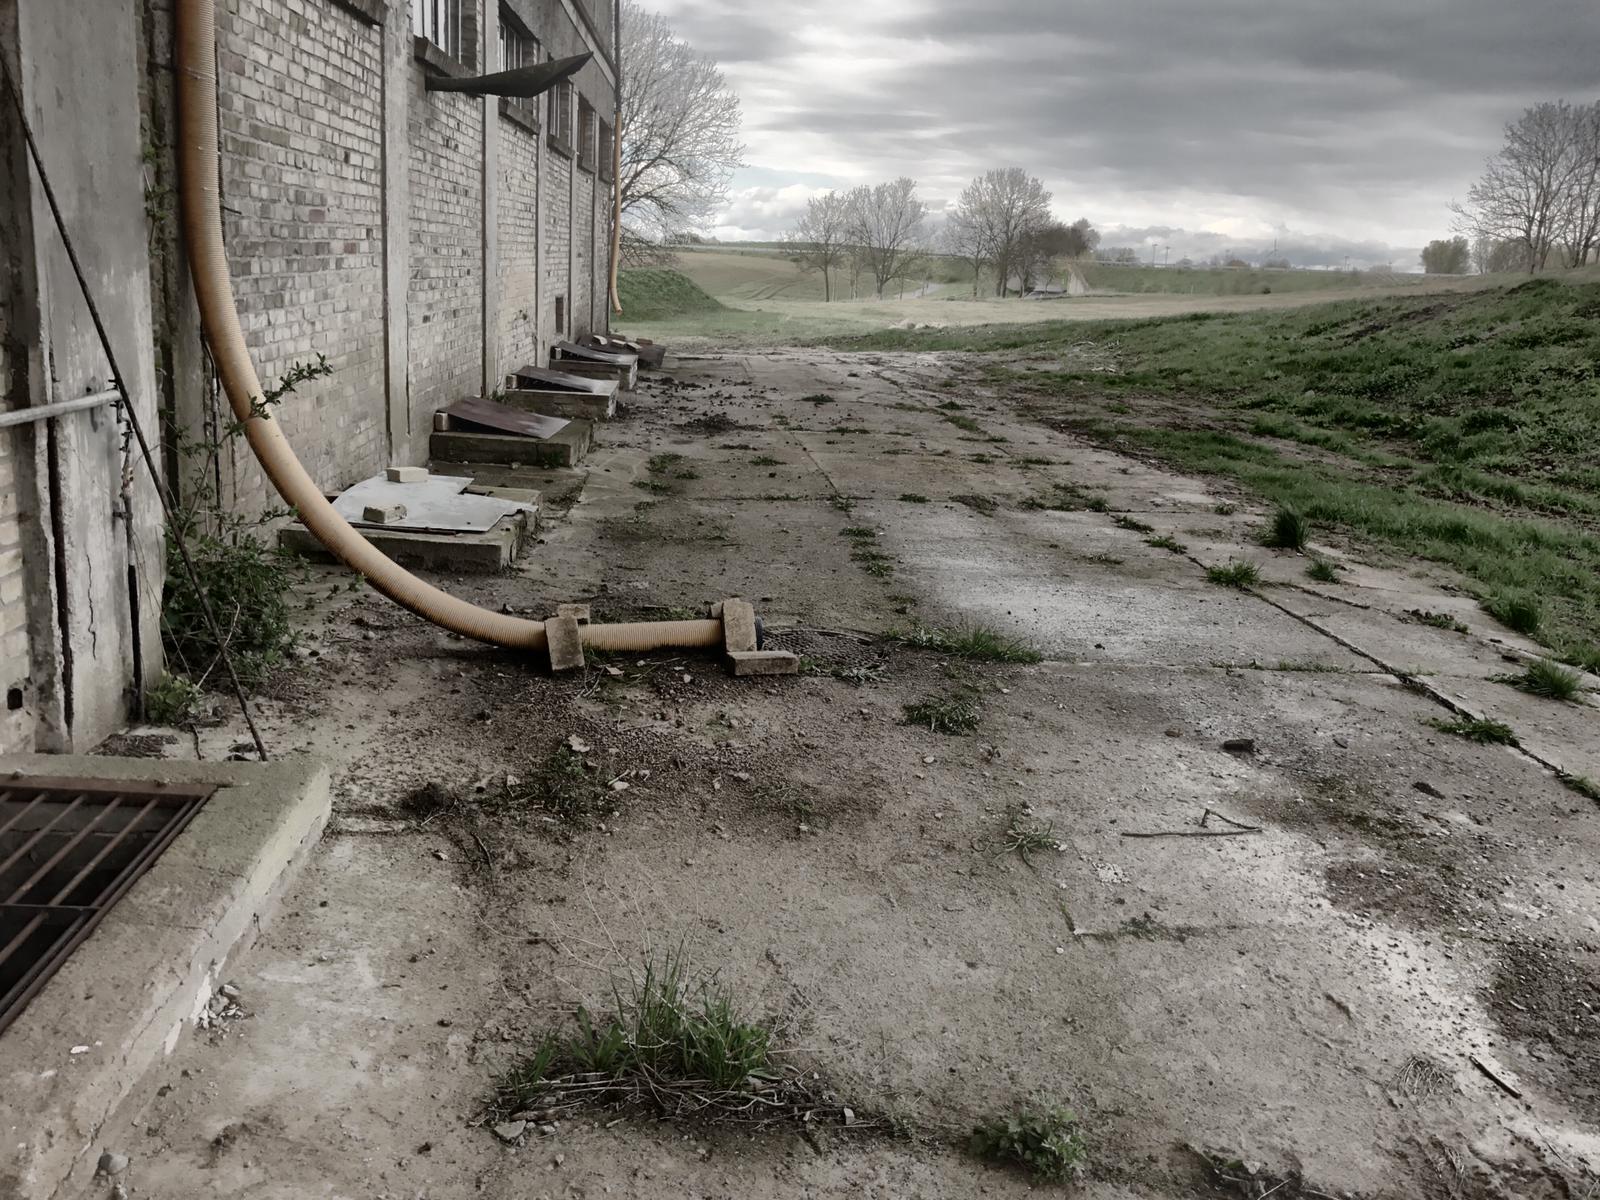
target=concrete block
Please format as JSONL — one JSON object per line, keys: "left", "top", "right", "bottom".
{"left": 727, "top": 650, "right": 799, "bottom": 677}
{"left": 386, "top": 465, "right": 428, "bottom": 483}
{"left": 498, "top": 387, "right": 616, "bottom": 421}
{"left": 360, "top": 503, "right": 407, "bottom": 524}
{"left": 0, "top": 755, "right": 330, "bottom": 1200}
{"left": 430, "top": 421, "right": 592, "bottom": 469}
{"left": 556, "top": 603, "right": 591, "bottom": 625}
{"left": 545, "top": 615, "right": 585, "bottom": 672}
{"left": 707, "top": 600, "right": 724, "bottom": 620}
{"left": 721, "top": 599, "right": 758, "bottom": 654}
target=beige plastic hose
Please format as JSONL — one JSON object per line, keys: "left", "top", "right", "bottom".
{"left": 175, "top": 0, "right": 719, "bottom": 655}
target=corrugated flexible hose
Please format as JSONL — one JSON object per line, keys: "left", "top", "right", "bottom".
{"left": 175, "top": 0, "right": 721, "bottom": 655}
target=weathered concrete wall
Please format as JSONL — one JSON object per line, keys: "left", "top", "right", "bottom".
{"left": 216, "top": 0, "right": 388, "bottom": 511}
{"left": 0, "top": 0, "right": 163, "bottom": 753}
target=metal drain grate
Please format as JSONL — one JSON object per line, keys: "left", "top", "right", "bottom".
{"left": 0, "top": 776, "right": 216, "bottom": 1037}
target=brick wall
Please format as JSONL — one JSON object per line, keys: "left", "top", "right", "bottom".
{"left": 574, "top": 167, "right": 594, "bottom": 336}
{"left": 497, "top": 117, "right": 540, "bottom": 373}
{"left": 544, "top": 147, "right": 572, "bottom": 336}
{"left": 216, "top": 0, "right": 387, "bottom": 512}
{"left": 407, "top": 82, "right": 485, "bottom": 429}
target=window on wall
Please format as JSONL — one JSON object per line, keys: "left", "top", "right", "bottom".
{"left": 497, "top": 8, "right": 538, "bottom": 71}
{"left": 598, "top": 119, "right": 614, "bottom": 180}
{"left": 578, "top": 98, "right": 597, "bottom": 170}
{"left": 549, "top": 78, "right": 574, "bottom": 150}
{"left": 413, "top": 0, "right": 462, "bottom": 61}
{"left": 555, "top": 295, "right": 567, "bottom": 335}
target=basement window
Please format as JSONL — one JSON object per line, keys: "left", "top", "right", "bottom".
{"left": 413, "top": 0, "right": 463, "bottom": 62}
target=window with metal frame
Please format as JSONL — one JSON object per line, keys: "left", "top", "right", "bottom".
{"left": 413, "top": 0, "right": 463, "bottom": 62}
{"left": 598, "top": 118, "right": 614, "bottom": 181}
{"left": 497, "top": 7, "right": 538, "bottom": 71}
{"left": 578, "top": 97, "right": 597, "bottom": 170}
{"left": 549, "top": 78, "right": 574, "bottom": 149}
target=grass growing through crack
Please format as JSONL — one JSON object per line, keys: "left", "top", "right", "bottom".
{"left": 1022, "top": 483, "right": 1108, "bottom": 512}
{"left": 1261, "top": 505, "right": 1310, "bottom": 551}
{"left": 491, "top": 947, "right": 864, "bottom": 1129}
{"left": 893, "top": 624, "right": 1043, "bottom": 663}
{"left": 1112, "top": 514, "right": 1154, "bottom": 533}
{"left": 646, "top": 452, "right": 682, "bottom": 473}
{"left": 904, "top": 694, "right": 981, "bottom": 734}
{"left": 1562, "top": 774, "right": 1600, "bottom": 801}
{"left": 1407, "top": 609, "right": 1469, "bottom": 633}
{"left": 899, "top": 492, "right": 930, "bottom": 503}
{"left": 1428, "top": 716, "right": 1520, "bottom": 745}
{"left": 1497, "top": 658, "right": 1587, "bottom": 701}
{"left": 1146, "top": 533, "right": 1188, "bottom": 554}
{"left": 970, "top": 1106, "right": 1087, "bottom": 1182}
{"left": 1482, "top": 591, "right": 1542, "bottom": 636}
{"left": 750, "top": 455, "right": 784, "bottom": 467}
{"left": 943, "top": 412, "right": 983, "bottom": 433}
{"left": 1307, "top": 558, "right": 1341, "bottom": 582}
{"left": 1206, "top": 561, "right": 1261, "bottom": 588}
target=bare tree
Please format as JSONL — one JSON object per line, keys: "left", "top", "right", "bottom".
{"left": 952, "top": 169, "right": 1054, "bottom": 296}
{"left": 618, "top": 1, "right": 744, "bottom": 245}
{"left": 943, "top": 203, "right": 991, "bottom": 297}
{"left": 1554, "top": 101, "right": 1600, "bottom": 268}
{"left": 788, "top": 191, "right": 852, "bottom": 301}
{"left": 1452, "top": 100, "right": 1591, "bottom": 274}
{"left": 848, "top": 179, "right": 927, "bottom": 298}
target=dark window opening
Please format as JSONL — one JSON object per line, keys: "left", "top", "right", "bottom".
{"left": 578, "top": 98, "right": 597, "bottom": 171}
{"left": 5, "top": 687, "right": 22, "bottom": 712}
{"left": 555, "top": 295, "right": 567, "bottom": 335}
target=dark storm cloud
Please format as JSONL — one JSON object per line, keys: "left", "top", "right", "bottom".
{"left": 648, "top": 0, "right": 1600, "bottom": 254}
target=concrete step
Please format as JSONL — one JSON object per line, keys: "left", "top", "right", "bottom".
{"left": 498, "top": 386, "right": 616, "bottom": 421}
{"left": 430, "top": 419, "right": 593, "bottom": 468}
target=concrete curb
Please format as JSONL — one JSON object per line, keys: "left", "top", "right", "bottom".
{"left": 0, "top": 755, "right": 331, "bottom": 1200}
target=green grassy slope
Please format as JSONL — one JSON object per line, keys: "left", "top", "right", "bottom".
{"left": 616, "top": 268, "right": 725, "bottom": 321}
{"left": 829, "top": 274, "right": 1600, "bottom": 664}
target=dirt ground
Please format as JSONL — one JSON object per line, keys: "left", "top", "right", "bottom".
{"left": 87, "top": 347, "right": 1600, "bottom": 1199}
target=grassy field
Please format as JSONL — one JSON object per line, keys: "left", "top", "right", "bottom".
{"left": 827, "top": 273, "right": 1600, "bottom": 665}
{"left": 615, "top": 268, "right": 725, "bottom": 321}
{"left": 1077, "top": 262, "right": 1433, "bottom": 295}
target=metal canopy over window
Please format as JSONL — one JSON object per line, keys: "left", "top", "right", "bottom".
{"left": 0, "top": 776, "right": 217, "bottom": 1037}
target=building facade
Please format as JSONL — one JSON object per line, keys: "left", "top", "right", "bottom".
{"left": 0, "top": 0, "right": 616, "bottom": 754}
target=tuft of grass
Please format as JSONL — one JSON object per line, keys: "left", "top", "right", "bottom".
{"left": 1207, "top": 560, "right": 1261, "bottom": 588}
{"left": 1021, "top": 483, "right": 1108, "bottom": 512}
{"left": 801, "top": 393, "right": 834, "bottom": 404}
{"left": 840, "top": 526, "right": 877, "bottom": 540}
{"left": 1428, "top": 716, "right": 1519, "bottom": 745}
{"left": 894, "top": 624, "right": 1043, "bottom": 664}
{"left": 1561, "top": 774, "right": 1600, "bottom": 801}
{"left": 1261, "top": 505, "right": 1310, "bottom": 551}
{"left": 491, "top": 946, "right": 812, "bottom": 1124}
{"left": 970, "top": 1106, "right": 1087, "bottom": 1182}
{"left": 1306, "top": 558, "right": 1341, "bottom": 582}
{"left": 829, "top": 495, "right": 855, "bottom": 513}
{"left": 750, "top": 455, "right": 783, "bottom": 467}
{"left": 899, "top": 492, "right": 930, "bottom": 503}
{"left": 995, "top": 806, "right": 1062, "bottom": 864}
{"left": 951, "top": 493, "right": 999, "bottom": 516}
{"left": 1497, "top": 658, "right": 1586, "bottom": 702}
{"left": 942, "top": 413, "right": 983, "bottom": 433}
{"left": 1407, "top": 608, "right": 1469, "bottom": 633}
{"left": 634, "top": 479, "right": 674, "bottom": 495}
{"left": 646, "top": 452, "right": 682, "bottom": 473}
{"left": 1112, "top": 514, "right": 1154, "bottom": 534}
{"left": 1482, "top": 591, "right": 1542, "bottom": 636}
{"left": 904, "top": 694, "right": 981, "bottom": 734}
{"left": 499, "top": 746, "right": 606, "bottom": 826}
{"left": 1214, "top": 502, "right": 1238, "bottom": 516}
{"left": 1146, "top": 533, "right": 1188, "bottom": 554}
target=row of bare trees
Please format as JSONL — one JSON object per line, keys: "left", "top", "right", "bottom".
{"left": 789, "top": 169, "right": 1102, "bottom": 300}
{"left": 789, "top": 179, "right": 929, "bottom": 300}
{"left": 947, "top": 169, "right": 1098, "bottom": 297}
{"left": 1451, "top": 99, "right": 1600, "bottom": 273}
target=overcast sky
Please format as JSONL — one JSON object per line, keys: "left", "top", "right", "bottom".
{"left": 643, "top": 0, "right": 1599, "bottom": 267}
